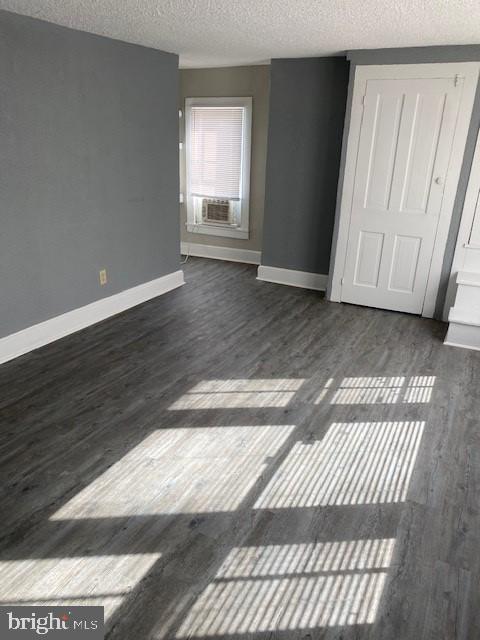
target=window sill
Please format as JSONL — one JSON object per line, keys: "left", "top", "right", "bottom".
{"left": 186, "top": 223, "right": 249, "bottom": 240}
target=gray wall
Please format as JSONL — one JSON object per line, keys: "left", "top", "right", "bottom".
{"left": 329, "top": 46, "right": 480, "bottom": 318}
{"left": 0, "top": 10, "right": 180, "bottom": 339}
{"left": 179, "top": 65, "right": 270, "bottom": 252}
{"left": 261, "top": 57, "right": 349, "bottom": 274}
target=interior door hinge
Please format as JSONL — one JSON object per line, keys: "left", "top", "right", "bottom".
{"left": 454, "top": 74, "right": 460, "bottom": 87}
{"left": 362, "top": 94, "right": 366, "bottom": 106}
{"left": 341, "top": 277, "right": 345, "bottom": 285}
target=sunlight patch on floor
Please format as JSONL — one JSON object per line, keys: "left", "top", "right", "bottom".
{"left": 403, "top": 376, "right": 435, "bottom": 403}
{"left": 175, "top": 539, "right": 395, "bottom": 636}
{"left": 217, "top": 538, "right": 395, "bottom": 577}
{"left": 314, "top": 376, "right": 435, "bottom": 405}
{"left": 51, "top": 425, "right": 295, "bottom": 519}
{"left": 168, "top": 379, "right": 305, "bottom": 409}
{"left": 255, "top": 421, "right": 425, "bottom": 508}
{"left": 0, "top": 554, "right": 159, "bottom": 621}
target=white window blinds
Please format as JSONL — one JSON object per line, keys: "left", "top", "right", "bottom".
{"left": 189, "top": 106, "right": 245, "bottom": 200}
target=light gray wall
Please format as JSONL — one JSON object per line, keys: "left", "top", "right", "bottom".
{"left": 179, "top": 65, "right": 270, "bottom": 252}
{"left": 329, "top": 46, "right": 480, "bottom": 318}
{"left": 261, "top": 57, "right": 349, "bottom": 274}
{"left": 0, "top": 10, "right": 180, "bottom": 339}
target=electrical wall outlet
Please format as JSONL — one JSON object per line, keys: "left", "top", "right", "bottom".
{"left": 99, "top": 269, "right": 107, "bottom": 286}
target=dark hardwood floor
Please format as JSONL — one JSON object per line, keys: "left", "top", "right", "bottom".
{"left": 1, "top": 257, "right": 480, "bottom": 639}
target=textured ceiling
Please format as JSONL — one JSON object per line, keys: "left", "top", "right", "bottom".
{"left": 1, "top": 0, "right": 480, "bottom": 68}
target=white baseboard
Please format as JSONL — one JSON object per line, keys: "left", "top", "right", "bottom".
{"left": 181, "top": 241, "right": 261, "bottom": 265}
{"left": 257, "top": 265, "right": 328, "bottom": 291}
{"left": 444, "top": 321, "right": 480, "bottom": 352}
{"left": 0, "top": 270, "right": 185, "bottom": 365}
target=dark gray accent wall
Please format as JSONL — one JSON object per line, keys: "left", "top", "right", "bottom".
{"left": 329, "top": 46, "right": 480, "bottom": 318}
{"left": 0, "top": 10, "right": 179, "bottom": 339}
{"left": 348, "top": 45, "right": 480, "bottom": 66}
{"left": 261, "top": 57, "right": 349, "bottom": 274}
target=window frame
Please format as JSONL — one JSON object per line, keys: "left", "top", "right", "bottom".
{"left": 185, "top": 96, "right": 252, "bottom": 240}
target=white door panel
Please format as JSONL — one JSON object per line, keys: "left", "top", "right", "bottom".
{"left": 356, "top": 91, "right": 404, "bottom": 213}
{"left": 389, "top": 235, "right": 422, "bottom": 293}
{"left": 341, "top": 77, "right": 462, "bottom": 314}
{"left": 354, "top": 231, "right": 384, "bottom": 287}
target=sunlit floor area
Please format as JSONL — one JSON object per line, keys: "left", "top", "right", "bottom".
{"left": 1, "top": 257, "right": 480, "bottom": 639}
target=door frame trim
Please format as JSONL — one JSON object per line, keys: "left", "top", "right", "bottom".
{"left": 329, "top": 62, "right": 480, "bottom": 317}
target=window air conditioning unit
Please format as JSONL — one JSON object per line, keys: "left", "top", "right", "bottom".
{"left": 202, "top": 198, "right": 232, "bottom": 224}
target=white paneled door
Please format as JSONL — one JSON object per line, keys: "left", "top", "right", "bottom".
{"left": 333, "top": 64, "right": 479, "bottom": 316}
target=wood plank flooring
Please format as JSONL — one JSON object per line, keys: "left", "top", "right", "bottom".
{"left": 1, "top": 257, "right": 480, "bottom": 639}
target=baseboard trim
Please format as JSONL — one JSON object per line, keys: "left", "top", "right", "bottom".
{"left": 181, "top": 242, "right": 261, "bottom": 265}
{"left": 444, "top": 340, "right": 480, "bottom": 352}
{"left": 257, "top": 265, "right": 328, "bottom": 291}
{"left": 0, "top": 270, "right": 185, "bottom": 365}
{"left": 444, "top": 321, "right": 480, "bottom": 352}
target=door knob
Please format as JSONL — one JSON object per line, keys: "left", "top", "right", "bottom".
{"left": 434, "top": 176, "right": 443, "bottom": 185}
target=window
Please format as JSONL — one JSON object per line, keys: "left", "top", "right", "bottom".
{"left": 185, "top": 97, "right": 252, "bottom": 239}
